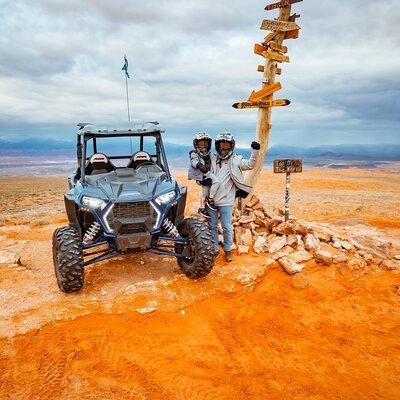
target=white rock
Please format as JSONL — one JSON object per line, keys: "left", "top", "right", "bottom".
{"left": 332, "top": 239, "right": 342, "bottom": 249}
{"left": 253, "top": 235, "right": 267, "bottom": 254}
{"left": 314, "top": 250, "right": 335, "bottom": 265}
{"left": 332, "top": 252, "right": 348, "bottom": 264}
{"left": 289, "top": 249, "right": 312, "bottom": 263}
{"left": 382, "top": 260, "right": 399, "bottom": 271}
{"left": 268, "top": 236, "right": 287, "bottom": 254}
{"left": 237, "top": 245, "right": 250, "bottom": 254}
{"left": 279, "top": 257, "right": 303, "bottom": 275}
{"left": 135, "top": 307, "right": 156, "bottom": 314}
{"left": 0, "top": 250, "right": 20, "bottom": 265}
{"left": 304, "top": 234, "right": 320, "bottom": 252}
{"left": 340, "top": 240, "right": 356, "bottom": 253}
{"left": 240, "top": 229, "right": 253, "bottom": 247}
{"left": 239, "top": 214, "right": 255, "bottom": 224}
{"left": 347, "top": 257, "right": 367, "bottom": 270}
{"left": 394, "top": 255, "right": 400, "bottom": 261}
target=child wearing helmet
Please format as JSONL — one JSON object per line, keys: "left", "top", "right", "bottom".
{"left": 188, "top": 132, "right": 220, "bottom": 219}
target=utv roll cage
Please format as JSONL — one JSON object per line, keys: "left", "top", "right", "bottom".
{"left": 76, "top": 125, "right": 171, "bottom": 182}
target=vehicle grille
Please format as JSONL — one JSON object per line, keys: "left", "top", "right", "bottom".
{"left": 106, "top": 202, "right": 158, "bottom": 233}
{"left": 113, "top": 202, "right": 152, "bottom": 218}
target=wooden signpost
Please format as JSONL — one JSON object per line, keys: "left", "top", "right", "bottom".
{"left": 273, "top": 159, "right": 303, "bottom": 222}
{"left": 232, "top": 99, "right": 290, "bottom": 109}
{"left": 260, "top": 19, "right": 300, "bottom": 32}
{"left": 265, "top": 0, "right": 303, "bottom": 11}
{"left": 233, "top": 0, "right": 303, "bottom": 207}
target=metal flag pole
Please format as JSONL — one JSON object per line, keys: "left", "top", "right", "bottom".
{"left": 125, "top": 73, "right": 131, "bottom": 124}
{"left": 122, "top": 54, "right": 133, "bottom": 153}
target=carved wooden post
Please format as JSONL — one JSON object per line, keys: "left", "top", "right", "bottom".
{"left": 232, "top": 0, "right": 302, "bottom": 207}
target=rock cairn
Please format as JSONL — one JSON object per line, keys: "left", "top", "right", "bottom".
{"left": 221, "top": 195, "right": 400, "bottom": 275}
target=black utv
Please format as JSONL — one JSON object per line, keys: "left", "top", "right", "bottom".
{"left": 52, "top": 123, "right": 215, "bottom": 293}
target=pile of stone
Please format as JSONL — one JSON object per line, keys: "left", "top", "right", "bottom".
{"left": 227, "top": 195, "right": 400, "bottom": 275}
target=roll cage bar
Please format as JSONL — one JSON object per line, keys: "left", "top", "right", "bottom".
{"left": 76, "top": 129, "right": 171, "bottom": 183}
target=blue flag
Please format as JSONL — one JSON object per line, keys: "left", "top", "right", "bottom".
{"left": 122, "top": 55, "right": 130, "bottom": 78}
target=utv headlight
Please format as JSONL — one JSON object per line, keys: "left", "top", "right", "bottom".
{"left": 155, "top": 190, "right": 176, "bottom": 205}
{"left": 82, "top": 196, "right": 107, "bottom": 210}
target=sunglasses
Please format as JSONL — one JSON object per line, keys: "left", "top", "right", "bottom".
{"left": 219, "top": 141, "right": 233, "bottom": 150}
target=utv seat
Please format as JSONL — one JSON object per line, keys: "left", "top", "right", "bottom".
{"left": 85, "top": 153, "right": 116, "bottom": 175}
{"left": 127, "top": 151, "right": 155, "bottom": 169}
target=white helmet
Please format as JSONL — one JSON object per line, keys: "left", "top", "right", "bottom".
{"left": 215, "top": 132, "right": 235, "bottom": 159}
{"left": 193, "top": 132, "right": 212, "bottom": 156}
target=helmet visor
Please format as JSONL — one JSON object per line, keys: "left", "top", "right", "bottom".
{"left": 219, "top": 141, "right": 233, "bottom": 150}
{"left": 196, "top": 139, "right": 209, "bottom": 148}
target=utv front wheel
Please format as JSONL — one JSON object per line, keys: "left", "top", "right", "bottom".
{"left": 175, "top": 218, "right": 215, "bottom": 279}
{"left": 52, "top": 226, "right": 84, "bottom": 293}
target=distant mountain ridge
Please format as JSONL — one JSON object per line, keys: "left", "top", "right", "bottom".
{"left": 0, "top": 138, "right": 399, "bottom": 162}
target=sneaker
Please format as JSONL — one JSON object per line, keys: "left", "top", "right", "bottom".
{"left": 206, "top": 197, "right": 217, "bottom": 211}
{"left": 198, "top": 208, "right": 211, "bottom": 219}
{"left": 225, "top": 250, "right": 233, "bottom": 262}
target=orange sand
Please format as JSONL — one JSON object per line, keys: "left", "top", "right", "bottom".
{"left": 0, "top": 168, "right": 399, "bottom": 399}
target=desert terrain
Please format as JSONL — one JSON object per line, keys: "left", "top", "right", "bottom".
{"left": 0, "top": 167, "right": 400, "bottom": 399}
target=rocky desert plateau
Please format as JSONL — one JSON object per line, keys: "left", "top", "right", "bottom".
{"left": 0, "top": 167, "right": 399, "bottom": 399}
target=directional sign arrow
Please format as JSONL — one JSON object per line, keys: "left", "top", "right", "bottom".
{"left": 265, "top": 0, "right": 303, "bottom": 11}
{"left": 248, "top": 82, "right": 282, "bottom": 102}
{"left": 260, "top": 19, "right": 300, "bottom": 32}
{"left": 233, "top": 99, "right": 291, "bottom": 109}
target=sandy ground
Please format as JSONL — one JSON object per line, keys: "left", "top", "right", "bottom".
{"left": 0, "top": 168, "right": 399, "bottom": 399}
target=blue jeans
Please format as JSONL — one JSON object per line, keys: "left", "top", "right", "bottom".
{"left": 207, "top": 205, "right": 233, "bottom": 252}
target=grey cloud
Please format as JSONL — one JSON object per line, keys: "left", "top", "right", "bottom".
{"left": 0, "top": 0, "right": 399, "bottom": 146}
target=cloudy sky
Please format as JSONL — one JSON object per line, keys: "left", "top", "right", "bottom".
{"left": 0, "top": 0, "right": 399, "bottom": 147}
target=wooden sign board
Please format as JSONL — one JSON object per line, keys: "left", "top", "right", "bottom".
{"left": 233, "top": 99, "right": 290, "bottom": 109}
{"left": 273, "top": 159, "right": 303, "bottom": 174}
{"left": 263, "top": 31, "right": 279, "bottom": 45}
{"left": 265, "top": 0, "right": 303, "bottom": 11}
{"left": 260, "top": 19, "right": 300, "bottom": 32}
{"left": 254, "top": 44, "right": 267, "bottom": 56}
{"left": 284, "top": 29, "right": 300, "bottom": 40}
{"left": 263, "top": 50, "right": 290, "bottom": 63}
{"left": 257, "top": 65, "right": 265, "bottom": 72}
{"left": 248, "top": 81, "right": 282, "bottom": 102}
{"left": 269, "top": 42, "right": 288, "bottom": 53}
{"left": 276, "top": 67, "right": 282, "bottom": 75}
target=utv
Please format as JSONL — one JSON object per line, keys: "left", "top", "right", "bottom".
{"left": 52, "top": 123, "right": 215, "bottom": 293}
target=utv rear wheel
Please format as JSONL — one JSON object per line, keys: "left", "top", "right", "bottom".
{"left": 175, "top": 218, "right": 215, "bottom": 279}
{"left": 52, "top": 226, "right": 84, "bottom": 293}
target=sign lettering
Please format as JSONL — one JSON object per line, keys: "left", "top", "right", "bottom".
{"left": 233, "top": 99, "right": 291, "bottom": 109}
{"left": 273, "top": 159, "right": 303, "bottom": 174}
{"left": 261, "top": 19, "right": 300, "bottom": 32}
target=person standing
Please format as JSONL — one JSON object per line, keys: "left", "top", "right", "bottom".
{"left": 187, "top": 132, "right": 220, "bottom": 219}
{"left": 207, "top": 132, "right": 260, "bottom": 262}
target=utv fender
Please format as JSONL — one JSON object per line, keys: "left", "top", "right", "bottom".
{"left": 175, "top": 185, "right": 187, "bottom": 226}
{"left": 64, "top": 194, "right": 81, "bottom": 236}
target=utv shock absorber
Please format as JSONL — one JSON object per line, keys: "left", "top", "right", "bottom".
{"left": 83, "top": 221, "right": 101, "bottom": 244}
{"left": 162, "top": 219, "right": 179, "bottom": 237}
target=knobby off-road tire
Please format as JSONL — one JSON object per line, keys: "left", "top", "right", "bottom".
{"left": 176, "top": 218, "right": 215, "bottom": 279}
{"left": 52, "top": 226, "right": 84, "bottom": 293}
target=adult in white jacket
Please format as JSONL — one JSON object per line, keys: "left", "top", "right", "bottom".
{"left": 206, "top": 132, "right": 260, "bottom": 262}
